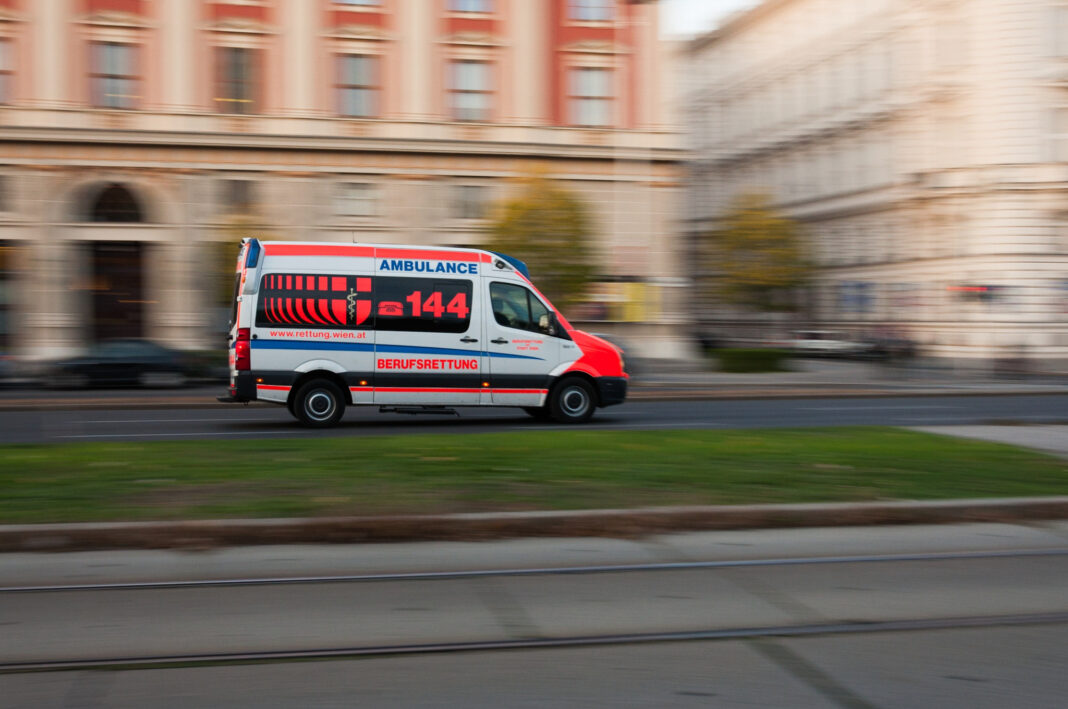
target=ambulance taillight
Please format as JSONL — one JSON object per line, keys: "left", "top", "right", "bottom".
{"left": 234, "top": 328, "right": 251, "bottom": 371}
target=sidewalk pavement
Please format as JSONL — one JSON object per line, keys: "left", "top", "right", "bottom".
{"left": 1, "top": 358, "right": 1067, "bottom": 410}
{"left": 911, "top": 425, "right": 1068, "bottom": 459}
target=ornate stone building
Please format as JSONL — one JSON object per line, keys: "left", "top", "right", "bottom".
{"left": 685, "top": 0, "right": 1068, "bottom": 365}
{"left": 0, "top": 0, "right": 685, "bottom": 360}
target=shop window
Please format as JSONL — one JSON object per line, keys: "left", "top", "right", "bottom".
{"left": 223, "top": 179, "right": 255, "bottom": 214}
{"left": 452, "top": 185, "right": 487, "bottom": 220}
{"left": 335, "top": 183, "right": 378, "bottom": 217}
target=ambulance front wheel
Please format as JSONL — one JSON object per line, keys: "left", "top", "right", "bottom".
{"left": 549, "top": 377, "right": 595, "bottom": 424}
{"left": 293, "top": 379, "right": 345, "bottom": 428}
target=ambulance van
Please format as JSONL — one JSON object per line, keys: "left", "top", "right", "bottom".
{"left": 219, "top": 239, "right": 628, "bottom": 427}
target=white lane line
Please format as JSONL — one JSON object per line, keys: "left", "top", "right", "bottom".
{"left": 802, "top": 405, "right": 958, "bottom": 412}
{"left": 513, "top": 422, "right": 724, "bottom": 431}
{"left": 58, "top": 431, "right": 300, "bottom": 439}
{"left": 87, "top": 418, "right": 278, "bottom": 424}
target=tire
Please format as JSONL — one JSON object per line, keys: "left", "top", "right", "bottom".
{"left": 523, "top": 406, "right": 551, "bottom": 421}
{"left": 548, "top": 377, "right": 596, "bottom": 424}
{"left": 293, "top": 379, "right": 345, "bottom": 428}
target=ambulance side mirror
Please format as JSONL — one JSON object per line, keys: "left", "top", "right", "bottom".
{"left": 539, "top": 313, "right": 557, "bottom": 337}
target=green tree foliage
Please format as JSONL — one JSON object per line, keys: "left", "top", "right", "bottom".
{"left": 712, "top": 192, "right": 809, "bottom": 312}
{"left": 485, "top": 171, "right": 596, "bottom": 311}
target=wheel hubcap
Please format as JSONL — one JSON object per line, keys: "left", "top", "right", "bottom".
{"left": 306, "top": 391, "right": 335, "bottom": 420}
{"left": 561, "top": 387, "right": 589, "bottom": 417}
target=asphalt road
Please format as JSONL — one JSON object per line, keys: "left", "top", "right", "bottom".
{"left": 1, "top": 393, "right": 1065, "bottom": 443}
{"left": 3, "top": 522, "right": 1067, "bottom": 707}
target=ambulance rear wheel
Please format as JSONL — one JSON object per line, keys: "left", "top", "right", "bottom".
{"left": 294, "top": 379, "right": 345, "bottom": 428}
{"left": 548, "top": 377, "right": 595, "bottom": 424}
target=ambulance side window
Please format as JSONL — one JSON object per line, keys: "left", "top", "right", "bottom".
{"left": 490, "top": 282, "right": 553, "bottom": 336}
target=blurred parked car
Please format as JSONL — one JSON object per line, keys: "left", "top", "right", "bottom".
{"left": 0, "top": 352, "right": 16, "bottom": 387}
{"left": 786, "top": 330, "right": 871, "bottom": 358}
{"left": 863, "top": 334, "right": 916, "bottom": 362}
{"left": 44, "top": 339, "right": 201, "bottom": 389}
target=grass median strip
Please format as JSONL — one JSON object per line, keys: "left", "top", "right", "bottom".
{"left": 1, "top": 428, "right": 1066, "bottom": 524}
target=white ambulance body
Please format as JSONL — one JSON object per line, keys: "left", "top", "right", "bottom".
{"left": 221, "top": 239, "right": 628, "bottom": 426}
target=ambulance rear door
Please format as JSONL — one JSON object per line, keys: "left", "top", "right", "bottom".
{"left": 251, "top": 244, "right": 376, "bottom": 404}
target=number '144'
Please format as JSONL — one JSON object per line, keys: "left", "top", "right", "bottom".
{"left": 404, "top": 291, "right": 470, "bottom": 319}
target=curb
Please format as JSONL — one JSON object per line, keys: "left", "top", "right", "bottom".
{"left": 5, "top": 498, "right": 1068, "bottom": 552}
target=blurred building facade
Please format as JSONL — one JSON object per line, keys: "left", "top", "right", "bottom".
{"left": 0, "top": 0, "right": 685, "bottom": 360}
{"left": 685, "top": 0, "right": 1068, "bottom": 366}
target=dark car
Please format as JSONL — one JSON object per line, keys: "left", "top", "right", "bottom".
{"left": 45, "top": 339, "right": 198, "bottom": 389}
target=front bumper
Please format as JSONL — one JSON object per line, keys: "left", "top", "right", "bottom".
{"left": 596, "top": 377, "right": 627, "bottom": 407}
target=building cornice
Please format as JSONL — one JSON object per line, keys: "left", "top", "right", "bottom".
{"left": 75, "top": 11, "right": 152, "bottom": 29}
{"left": 0, "top": 7, "right": 25, "bottom": 24}
{"left": 439, "top": 31, "right": 505, "bottom": 48}
{"left": 325, "top": 25, "right": 392, "bottom": 41}
{"left": 204, "top": 18, "right": 275, "bottom": 35}
{"left": 559, "top": 40, "right": 630, "bottom": 56}
{"left": 0, "top": 125, "right": 685, "bottom": 165}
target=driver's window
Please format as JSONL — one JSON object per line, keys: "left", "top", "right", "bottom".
{"left": 528, "top": 296, "right": 551, "bottom": 335}
{"left": 490, "top": 282, "right": 554, "bottom": 335}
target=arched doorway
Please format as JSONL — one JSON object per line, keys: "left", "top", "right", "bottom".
{"left": 85, "top": 184, "right": 148, "bottom": 342}
{"left": 90, "top": 184, "right": 144, "bottom": 223}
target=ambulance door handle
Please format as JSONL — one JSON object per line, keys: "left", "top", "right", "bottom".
{"left": 491, "top": 338, "right": 508, "bottom": 345}
{"left": 460, "top": 336, "right": 478, "bottom": 343}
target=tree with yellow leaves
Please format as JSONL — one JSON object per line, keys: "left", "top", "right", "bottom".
{"left": 485, "top": 170, "right": 595, "bottom": 312}
{"left": 712, "top": 192, "right": 809, "bottom": 312}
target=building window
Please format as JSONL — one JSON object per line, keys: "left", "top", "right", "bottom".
{"left": 569, "top": 68, "right": 612, "bottom": 127}
{"left": 448, "top": 0, "right": 492, "bottom": 11}
{"left": 0, "top": 241, "right": 16, "bottom": 351}
{"left": 1051, "top": 107, "right": 1068, "bottom": 162}
{"left": 335, "top": 183, "right": 378, "bottom": 217}
{"left": 0, "top": 175, "right": 6, "bottom": 212}
{"left": 1055, "top": 6, "right": 1068, "bottom": 56}
{"left": 90, "top": 42, "right": 138, "bottom": 109}
{"left": 449, "top": 60, "right": 491, "bottom": 122}
{"left": 570, "top": 0, "right": 613, "bottom": 22}
{"left": 223, "top": 179, "right": 255, "bottom": 214}
{"left": 0, "top": 39, "right": 11, "bottom": 105}
{"left": 337, "top": 55, "right": 378, "bottom": 118}
{"left": 453, "top": 185, "right": 487, "bottom": 220}
{"left": 215, "top": 47, "right": 259, "bottom": 114}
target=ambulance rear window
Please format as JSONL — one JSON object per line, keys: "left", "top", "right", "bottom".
{"left": 228, "top": 273, "right": 241, "bottom": 329}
